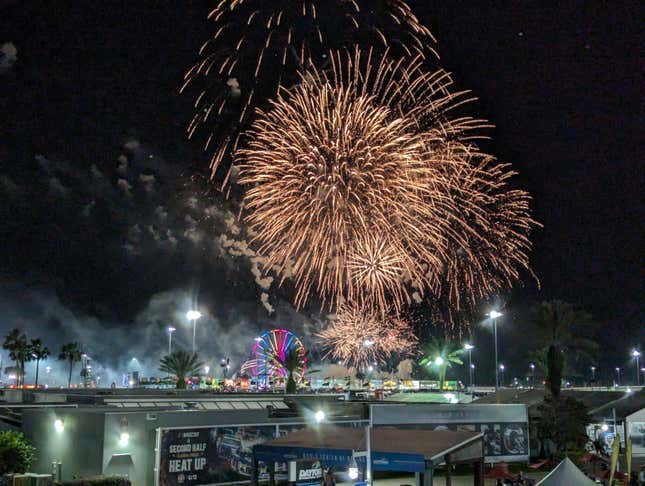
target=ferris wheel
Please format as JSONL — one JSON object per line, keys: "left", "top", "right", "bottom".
{"left": 252, "top": 329, "right": 307, "bottom": 385}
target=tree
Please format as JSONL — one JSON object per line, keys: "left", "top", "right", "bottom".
{"left": 279, "top": 347, "right": 307, "bottom": 394}
{"left": 159, "top": 350, "right": 203, "bottom": 389}
{"left": 29, "top": 338, "right": 50, "bottom": 388}
{"left": 420, "top": 338, "right": 464, "bottom": 390}
{"left": 2, "top": 329, "right": 30, "bottom": 386}
{"left": 58, "top": 342, "right": 82, "bottom": 388}
{"left": 536, "top": 396, "right": 592, "bottom": 456}
{"left": 529, "top": 301, "right": 597, "bottom": 397}
{"left": 0, "top": 431, "right": 35, "bottom": 474}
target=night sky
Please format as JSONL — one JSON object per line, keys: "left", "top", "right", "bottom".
{"left": 0, "top": 2, "right": 642, "bottom": 381}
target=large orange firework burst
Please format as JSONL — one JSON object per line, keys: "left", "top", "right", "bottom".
{"left": 239, "top": 48, "right": 538, "bottom": 322}
{"left": 317, "top": 303, "right": 417, "bottom": 369}
{"left": 182, "top": 0, "right": 436, "bottom": 184}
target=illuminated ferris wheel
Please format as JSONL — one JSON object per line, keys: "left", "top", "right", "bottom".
{"left": 252, "top": 329, "right": 307, "bottom": 385}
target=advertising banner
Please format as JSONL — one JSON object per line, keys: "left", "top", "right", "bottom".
{"left": 158, "top": 425, "right": 275, "bottom": 486}
{"left": 289, "top": 459, "right": 323, "bottom": 486}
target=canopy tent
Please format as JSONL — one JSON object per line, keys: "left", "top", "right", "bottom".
{"left": 536, "top": 457, "right": 596, "bottom": 485}
{"left": 253, "top": 425, "right": 484, "bottom": 486}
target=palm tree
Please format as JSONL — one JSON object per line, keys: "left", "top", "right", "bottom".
{"left": 29, "top": 338, "right": 50, "bottom": 387}
{"left": 58, "top": 342, "right": 82, "bottom": 388}
{"left": 3, "top": 329, "right": 30, "bottom": 386}
{"left": 420, "top": 338, "right": 464, "bottom": 391}
{"left": 159, "top": 350, "right": 203, "bottom": 389}
{"left": 529, "top": 300, "right": 597, "bottom": 398}
{"left": 279, "top": 348, "right": 307, "bottom": 394}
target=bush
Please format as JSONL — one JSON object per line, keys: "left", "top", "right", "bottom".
{"left": 55, "top": 478, "right": 131, "bottom": 486}
{"left": 0, "top": 431, "right": 35, "bottom": 474}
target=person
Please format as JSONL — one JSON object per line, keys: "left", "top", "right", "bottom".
{"left": 324, "top": 469, "right": 336, "bottom": 486}
{"left": 516, "top": 470, "right": 525, "bottom": 484}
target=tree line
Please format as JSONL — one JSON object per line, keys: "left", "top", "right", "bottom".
{"left": 2, "top": 329, "right": 83, "bottom": 387}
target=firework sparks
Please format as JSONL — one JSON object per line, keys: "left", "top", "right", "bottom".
{"left": 239, "top": 48, "right": 535, "bottom": 318}
{"left": 182, "top": 1, "right": 436, "bottom": 184}
{"left": 317, "top": 303, "right": 417, "bottom": 369}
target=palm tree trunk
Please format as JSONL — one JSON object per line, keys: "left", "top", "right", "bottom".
{"left": 34, "top": 359, "right": 40, "bottom": 387}
{"left": 68, "top": 360, "right": 73, "bottom": 387}
{"left": 19, "top": 360, "right": 24, "bottom": 386}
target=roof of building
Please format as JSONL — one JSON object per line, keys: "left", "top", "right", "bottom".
{"left": 257, "top": 424, "right": 483, "bottom": 465}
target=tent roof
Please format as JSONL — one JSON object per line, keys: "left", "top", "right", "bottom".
{"left": 261, "top": 425, "right": 482, "bottom": 462}
{"left": 536, "top": 457, "right": 596, "bottom": 486}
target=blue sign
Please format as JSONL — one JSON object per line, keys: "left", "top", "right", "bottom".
{"left": 253, "top": 445, "right": 425, "bottom": 473}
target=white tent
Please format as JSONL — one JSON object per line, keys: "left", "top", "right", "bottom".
{"left": 536, "top": 457, "right": 596, "bottom": 485}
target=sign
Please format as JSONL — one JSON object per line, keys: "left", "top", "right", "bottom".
{"left": 159, "top": 429, "right": 213, "bottom": 485}
{"left": 289, "top": 459, "right": 323, "bottom": 486}
{"left": 158, "top": 426, "right": 275, "bottom": 486}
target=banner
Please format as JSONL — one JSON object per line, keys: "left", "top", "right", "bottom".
{"left": 289, "top": 459, "right": 323, "bottom": 486}
{"left": 608, "top": 432, "right": 619, "bottom": 485}
{"left": 158, "top": 426, "right": 276, "bottom": 486}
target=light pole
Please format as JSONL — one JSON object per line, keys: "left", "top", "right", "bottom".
{"left": 464, "top": 343, "right": 474, "bottom": 389}
{"left": 186, "top": 310, "right": 202, "bottom": 353}
{"left": 530, "top": 363, "right": 536, "bottom": 388}
{"left": 470, "top": 363, "right": 475, "bottom": 387}
{"left": 488, "top": 310, "right": 503, "bottom": 392}
{"left": 499, "top": 364, "right": 505, "bottom": 387}
{"left": 615, "top": 367, "right": 621, "bottom": 386}
{"left": 632, "top": 350, "right": 641, "bottom": 385}
{"left": 590, "top": 365, "right": 596, "bottom": 383}
{"left": 167, "top": 326, "right": 176, "bottom": 355}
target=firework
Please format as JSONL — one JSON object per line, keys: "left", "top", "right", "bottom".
{"left": 182, "top": 0, "right": 436, "bottom": 183}
{"left": 317, "top": 303, "right": 417, "bottom": 369}
{"left": 430, "top": 151, "right": 538, "bottom": 325}
{"left": 240, "top": 49, "right": 522, "bottom": 314}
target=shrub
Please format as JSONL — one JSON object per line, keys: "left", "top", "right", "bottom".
{"left": 0, "top": 431, "right": 35, "bottom": 474}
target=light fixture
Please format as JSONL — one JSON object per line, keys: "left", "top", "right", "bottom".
{"left": 348, "top": 459, "right": 359, "bottom": 480}
{"left": 315, "top": 410, "right": 326, "bottom": 423}
{"left": 367, "top": 365, "right": 374, "bottom": 372}
{"left": 168, "top": 326, "right": 176, "bottom": 333}
{"left": 464, "top": 343, "right": 474, "bottom": 350}
{"left": 119, "top": 432, "right": 130, "bottom": 446}
{"left": 601, "top": 424, "right": 608, "bottom": 432}
{"left": 54, "top": 419, "right": 65, "bottom": 433}
{"left": 186, "top": 310, "right": 202, "bottom": 321}
{"left": 489, "top": 310, "right": 502, "bottom": 319}
{"left": 632, "top": 350, "right": 641, "bottom": 357}
{"left": 434, "top": 356, "right": 444, "bottom": 366}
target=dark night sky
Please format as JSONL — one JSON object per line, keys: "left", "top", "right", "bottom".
{"left": 0, "top": 2, "right": 642, "bottom": 379}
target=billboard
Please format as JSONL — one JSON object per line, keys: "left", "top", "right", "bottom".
{"left": 371, "top": 403, "right": 529, "bottom": 463}
{"left": 158, "top": 425, "right": 277, "bottom": 486}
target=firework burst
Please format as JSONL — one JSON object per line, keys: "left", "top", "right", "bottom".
{"left": 239, "top": 48, "right": 525, "bottom": 316}
{"left": 182, "top": 0, "right": 436, "bottom": 184}
{"left": 317, "top": 303, "right": 417, "bottom": 369}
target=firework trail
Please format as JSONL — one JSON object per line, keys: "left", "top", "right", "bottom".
{"left": 317, "top": 303, "right": 417, "bottom": 369}
{"left": 239, "top": 48, "right": 537, "bottom": 321}
{"left": 182, "top": 0, "right": 436, "bottom": 185}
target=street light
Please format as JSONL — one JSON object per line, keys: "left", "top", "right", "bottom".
{"left": 615, "top": 367, "right": 621, "bottom": 386}
{"left": 434, "top": 356, "right": 444, "bottom": 366}
{"left": 499, "top": 364, "right": 506, "bottom": 387}
{"left": 488, "top": 310, "right": 503, "bottom": 392}
{"left": 464, "top": 344, "right": 474, "bottom": 389}
{"left": 590, "top": 365, "right": 596, "bottom": 382}
{"left": 186, "top": 310, "right": 202, "bottom": 353}
{"left": 167, "top": 326, "right": 176, "bottom": 355}
{"left": 632, "top": 350, "right": 641, "bottom": 385}
{"left": 315, "top": 410, "right": 326, "bottom": 423}
{"left": 530, "top": 363, "right": 536, "bottom": 388}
